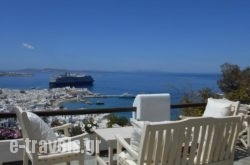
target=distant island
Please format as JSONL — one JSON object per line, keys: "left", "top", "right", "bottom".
{"left": 0, "top": 72, "right": 32, "bottom": 77}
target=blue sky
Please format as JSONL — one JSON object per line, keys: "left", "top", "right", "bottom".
{"left": 0, "top": 0, "right": 250, "bottom": 73}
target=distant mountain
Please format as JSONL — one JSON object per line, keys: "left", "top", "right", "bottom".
{"left": 0, "top": 71, "right": 32, "bottom": 77}
{"left": 42, "top": 68, "right": 68, "bottom": 72}
{"left": 16, "top": 68, "right": 68, "bottom": 73}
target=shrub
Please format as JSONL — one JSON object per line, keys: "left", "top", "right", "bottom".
{"left": 217, "top": 63, "right": 250, "bottom": 100}
{"left": 0, "top": 127, "right": 21, "bottom": 140}
{"left": 70, "top": 125, "right": 84, "bottom": 136}
{"left": 106, "top": 114, "right": 129, "bottom": 128}
{"left": 82, "top": 117, "right": 98, "bottom": 133}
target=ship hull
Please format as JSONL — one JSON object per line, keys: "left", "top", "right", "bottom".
{"left": 49, "top": 81, "right": 93, "bottom": 88}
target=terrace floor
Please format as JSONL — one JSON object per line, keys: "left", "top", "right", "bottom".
{"left": 5, "top": 146, "right": 250, "bottom": 165}
{"left": 234, "top": 145, "right": 250, "bottom": 165}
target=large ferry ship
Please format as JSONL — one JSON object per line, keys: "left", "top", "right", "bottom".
{"left": 49, "top": 72, "right": 94, "bottom": 88}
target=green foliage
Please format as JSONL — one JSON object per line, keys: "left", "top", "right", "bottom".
{"left": 217, "top": 63, "right": 241, "bottom": 93}
{"left": 181, "top": 62, "right": 250, "bottom": 117}
{"left": 82, "top": 117, "right": 98, "bottom": 133}
{"left": 116, "top": 116, "right": 129, "bottom": 127}
{"left": 180, "top": 88, "right": 218, "bottom": 117}
{"left": 51, "top": 118, "right": 62, "bottom": 127}
{"left": 70, "top": 125, "right": 83, "bottom": 136}
{"left": 106, "top": 114, "right": 117, "bottom": 128}
{"left": 50, "top": 118, "right": 65, "bottom": 135}
{"left": 106, "top": 114, "right": 129, "bottom": 128}
{"left": 217, "top": 63, "right": 250, "bottom": 100}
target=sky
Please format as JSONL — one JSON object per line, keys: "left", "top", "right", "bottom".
{"left": 0, "top": 0, "right": 250, "bottom": 73}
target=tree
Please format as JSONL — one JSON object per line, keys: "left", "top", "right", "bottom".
{"left": 180, "top": 63, "right": 250, "bottom": 117}
{"left": 217, "top": 63, "right": 241, "bottom": 93}
{"left": 217, "top": 63, "right": 250, "bottom": 100}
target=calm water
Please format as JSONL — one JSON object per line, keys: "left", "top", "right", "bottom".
{"left": 0, "top": 71, "right": 221, "bottom": 119}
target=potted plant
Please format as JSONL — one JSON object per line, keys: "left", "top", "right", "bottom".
{"left": 82, "top": 117, "right": 98, "bottom": 134}
{"left": 0, "top": 127, "right": 23, "bottom": 164}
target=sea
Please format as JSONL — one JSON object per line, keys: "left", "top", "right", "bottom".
{"left": 0, "top": 71, "right": 221, "bottom": 120}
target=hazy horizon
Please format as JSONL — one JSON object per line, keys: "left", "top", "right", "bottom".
{"left": 0, "top": 67, "right": 221, "bottom": 75}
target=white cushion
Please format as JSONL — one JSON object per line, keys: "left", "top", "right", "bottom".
{"left": 203, "top": 98, "right": 233, "bottom": 117}
{"left": 118, "top": 151, "right": 137, "bottom": 164}
{"left": 219, "top": 98, "right": 240, "bottom": 115}
{"left": 25, "top": 112, "right": 57, "bottom": 141}
{"left": 130, "top": 119, "right": 145, "bottom": 153}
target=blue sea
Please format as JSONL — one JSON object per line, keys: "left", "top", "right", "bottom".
{"left": 0, "top": 71, "right": 220, "bottom": 120}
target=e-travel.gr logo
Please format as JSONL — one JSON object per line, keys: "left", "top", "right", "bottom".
{"left": 10, "top": 138, "right": 101, "bottom": 155}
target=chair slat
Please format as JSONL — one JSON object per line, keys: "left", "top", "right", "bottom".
{"left": 188, "top": 125, "right": 200, "bottom": 165}
{"left": 154, "top": 130, "right": 163, "bottom": 165}
{"left": 146, "top": 128, "right": 155, "bottom": 164}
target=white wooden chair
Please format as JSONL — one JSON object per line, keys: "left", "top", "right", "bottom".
{"left": 244, "top": 115, "right": 250, "bottom": 154}
{"left": 180, "top": 98, "right": 250, "bottom": 149}
{"left": 116, "top": 116, "right": 242, "bottom": 165}
{"left": 202, "top": 98, "right": 250, "bottom": 152}
{"left": 235, "top": 104, "right": 250, "bottom": 151}
{"left": 14, "top": 106, "right": 86, "bottom": 165}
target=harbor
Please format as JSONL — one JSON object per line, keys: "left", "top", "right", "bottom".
{"left": 0, "top": 87, "right": 134, "bottom": 113}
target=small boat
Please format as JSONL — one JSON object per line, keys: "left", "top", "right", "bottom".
{"left": 120, "top": 92, "right": 135, "bottom": 98}
{"left": 96, "top": 101, "right": 104, "bottom": 105}
{"left": 85, "top": 101, "right": 93, "bottom": 105}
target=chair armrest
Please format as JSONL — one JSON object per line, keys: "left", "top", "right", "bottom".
{"left": 96, "top": 156, "right": 108, "bottom": 165}
{"left": 179, "top": 115, "right": 188, "bottom": 120}
{"left": 179, "top": 115, "right": 200, "bottom": 120}
{"left": 246, "top": 116, "right": 250, "bottom": 150}
{"left": 116, "top": 134, "right": 138, "bottom": 159}
{"left": 69, "top": 133, "right": 88, "bottom": 141}
{"left": 42, "top": 133, "right": 87, "bottom": 151}
{"left": 57, "top": 133, "right": 87, "bottom": 144}
{"left": 52, "top": 123, "right": 72, "bottom": 136}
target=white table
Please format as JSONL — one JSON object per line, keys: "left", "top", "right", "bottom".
{"left": 95, "top": 127, "right": 133, "bottom": 165}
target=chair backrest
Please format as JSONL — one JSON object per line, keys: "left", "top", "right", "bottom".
{"left": 14, "top": 106, "right": 28, "bottom": 139}
{"left": 138, "top": 116, "right": 242, "bottom": 165}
